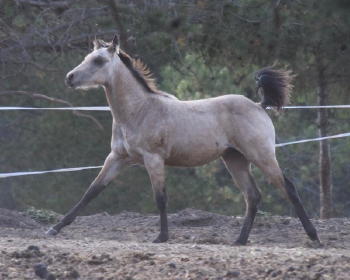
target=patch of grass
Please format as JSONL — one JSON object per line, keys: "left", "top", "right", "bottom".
{"left": 25, "top": 206, "right": 59, "bottom": 224}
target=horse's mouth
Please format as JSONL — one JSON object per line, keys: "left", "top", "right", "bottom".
{"left": 65, "top": 78, "right": 74, "bottom": 88}
{"left": 65, "top": 79, "right": 81, "bottom": 89}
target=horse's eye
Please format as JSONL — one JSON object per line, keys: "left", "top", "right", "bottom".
{"left": 93, "top": 56, "right": 107, "bottom": 66}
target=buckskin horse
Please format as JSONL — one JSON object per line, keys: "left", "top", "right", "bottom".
{"left": 46, "top": 35, "right": 320, "bottom": 246}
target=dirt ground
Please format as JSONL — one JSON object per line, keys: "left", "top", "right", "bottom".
{"left": 0, "top": 208, "right": 350, "bottom": 280}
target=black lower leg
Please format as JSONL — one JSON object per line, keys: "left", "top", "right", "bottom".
{"left": 153, "top": 190, "right": 168, "bottom": 243}
{"left": 235, "top": 205, "right": 258, "bottom": 245}
{"left": 235, "top": 174, "right": 261, "bottom": 245}
{"left": 47, "top": 183, "right": 105, "bottom": 235}
{"left": 283, "top": 175, "right": 320, "bottom": 241}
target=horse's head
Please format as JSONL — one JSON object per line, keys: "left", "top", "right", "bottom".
{"left": 65, "top": 35, "right": 120, "bottom": 90}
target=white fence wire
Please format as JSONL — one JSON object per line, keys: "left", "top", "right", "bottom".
{"left": 0, "top": 106, "right": 110, "bottom": 111}
{"left": 1, "top": 105, "right": 350, "bottom": 111}
{"left": 0, "top": 166, "right": 103, "bottom": 179}
{"left": 1, "top": 105, "right": 349, "bottom": 178}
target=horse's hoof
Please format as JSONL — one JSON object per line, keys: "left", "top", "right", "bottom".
{"left": 233, "top": 240, "right": 248, "bottom": 246}
{"left": 152, "top": 233, "right": 168, "bottom": 243}
{"left": 45, "top": 228, "right": 58, "bottom": 236}
{"left": 305, "top": 239, "right": 323, "bottom": 249}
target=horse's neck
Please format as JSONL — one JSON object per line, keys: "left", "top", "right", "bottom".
{"left": 104, "top": 63, "right": 148, "bottom": 125}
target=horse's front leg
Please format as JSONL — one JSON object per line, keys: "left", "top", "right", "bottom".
{"left": 144, "top": 153, "right": 168, "bottom": 243}
{"left": 46, "top": 152, "right": 126, "bottom": 235}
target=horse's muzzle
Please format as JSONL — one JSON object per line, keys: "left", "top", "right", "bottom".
{"left": 65, "top": 73, "right": 75, "bottom": 87}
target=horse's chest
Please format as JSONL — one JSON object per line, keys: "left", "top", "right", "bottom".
{"left": 111, "top": 126, "right": 134, "bottom": 156}
{"left": 112, "top": 126, "right": 149, "bottom": 161}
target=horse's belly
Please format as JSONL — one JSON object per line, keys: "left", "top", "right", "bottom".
{"left": 165, "top": 154, "right": 218, "bottom": 167}
{"left": 165, "top": 136, "right": 228, "bottom": 167}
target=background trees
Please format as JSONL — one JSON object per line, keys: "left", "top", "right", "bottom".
{"left": 1, "top": 0, "right": 349, "bottom": 218}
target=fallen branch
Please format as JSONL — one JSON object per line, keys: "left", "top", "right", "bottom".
{"left": 0, "top": 90, "right": 104, "bottom": 130}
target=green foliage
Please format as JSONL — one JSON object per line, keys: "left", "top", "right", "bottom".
{"left": 25, "top": 207, "right": 59, "bottom": 224}
{"left": 161, "top": 54, "right": 240, "bottom": 99}
{"left": 1, "top": 0, "right": 350, "bottom": 218}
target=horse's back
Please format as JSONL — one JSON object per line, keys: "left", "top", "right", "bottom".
{"left": 170, "top": 94, "right": 272, "bottom": 132}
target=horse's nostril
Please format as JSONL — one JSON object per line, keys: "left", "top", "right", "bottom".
{"left": 65, "top": 73, "right": 74, "bottom": 86}
{"left": 67, "top": 73, "right": 74, "bottom": 81}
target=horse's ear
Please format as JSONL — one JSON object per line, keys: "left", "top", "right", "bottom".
{"left": 108, "top": 34, "right": 120, "bottom": 54}
{"left": 93, "top": 39, "right": 105, "bottom": 50}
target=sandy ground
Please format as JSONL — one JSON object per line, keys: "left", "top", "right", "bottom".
{"left": 0, "top": 208, "right": 350, "bottom": 279}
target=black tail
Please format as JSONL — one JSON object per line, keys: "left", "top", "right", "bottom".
{"left": 255, "top": 67, "right": 294, "bottom": 110}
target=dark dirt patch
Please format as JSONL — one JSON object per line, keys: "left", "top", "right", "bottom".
{"left": 0, "top": 208, "right": 40, "bottom": 229}
{"left": 0, "top": 208, "right": 350, "bottom": 279}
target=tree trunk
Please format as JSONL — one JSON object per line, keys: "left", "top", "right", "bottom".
{"left": 317, "top": 68, "right": 334, "bottom": 219}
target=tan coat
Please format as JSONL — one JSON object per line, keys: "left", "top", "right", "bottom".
{"left": 47, "top": 37, "right": 320, "bottom": 246}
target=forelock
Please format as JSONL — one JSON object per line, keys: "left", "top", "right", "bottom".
{"left": 93, "top": 39, "right": 109, "bottom": 50}
{"left": 86, "top": 48, "right": 111, "bottom": 61}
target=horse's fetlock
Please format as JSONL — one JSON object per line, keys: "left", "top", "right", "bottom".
{"left": 307, "top": 226, "right": 319, "bottom": 241}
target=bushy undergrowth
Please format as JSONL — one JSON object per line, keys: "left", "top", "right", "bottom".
{"left": 25, "top": 206, "right": 59, "bottom": 224}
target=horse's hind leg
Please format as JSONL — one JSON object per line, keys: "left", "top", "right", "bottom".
{"left": 222, "top": 148, "right": 261, "bottom": 245}
{"left": 256, "top": 156, "right": 321, "bottom": 244}
{"left": 46, "top": 152, "right": 126, "bottom": 235}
